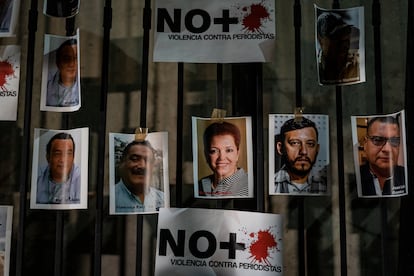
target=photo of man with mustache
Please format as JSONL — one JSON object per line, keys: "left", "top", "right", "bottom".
{"left": 273, "top": 116, "right": 327, "bottom": 194}
{"left": 115, "top": 140, "right": 164, "bottom": 213}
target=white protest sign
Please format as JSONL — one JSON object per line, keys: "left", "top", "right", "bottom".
{"left": 155, "top": 208, "right": 283, "bottom": 276}
{"left": 153, "top": 0, "right": 276, "bottom": 63}
{"left": 0, "top": 46, "right": 20, "bottom": 121}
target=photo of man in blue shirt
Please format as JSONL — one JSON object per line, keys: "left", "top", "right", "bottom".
{"left": 36, "top": 132, "right": 81, "bottom": 204}
{"left": 46, "top": 38, "right": 79, "bottom": 107}
{"left": 115, "top": 140, "right": 164, "bottom": 213}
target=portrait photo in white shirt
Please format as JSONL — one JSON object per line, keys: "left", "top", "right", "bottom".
{"left": 109, "top": 132, "right": 170, "bottom": 215}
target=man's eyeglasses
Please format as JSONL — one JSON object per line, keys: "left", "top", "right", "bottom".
{"left": 366, "top": 136, "right": 400, "bottom": 147}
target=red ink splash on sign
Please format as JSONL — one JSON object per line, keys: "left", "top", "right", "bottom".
{"left": 0, "top": 60, "right": 14, "bottom": 91}
{"left": 242, "top": 3, "right": 270, "bottom": 33}
{"left": 248, "top": 229, "right": 277, "bottom": 265}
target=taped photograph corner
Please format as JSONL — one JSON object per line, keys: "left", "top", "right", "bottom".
{"left": 30, "top": 127, "right": 89, "bottom": 210}
{"left": 192, "top": 116, "right": 254, "bottom": 199}
{"left": 109, "top": 132, "right": 170, "bottom": 215}
{"left": 269, "top": 114, "right": 330, "bottom": 196}
{"left": 351, "top": 110, "right": 408, "bottom": 198}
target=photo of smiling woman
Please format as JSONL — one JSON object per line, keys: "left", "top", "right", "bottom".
{"left": 193, "top": 117, "right": 253, "bottom": 199}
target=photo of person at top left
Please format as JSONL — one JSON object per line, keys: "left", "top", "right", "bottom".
{"left": 40, "top": 29, "right": 81, "bottom": 112}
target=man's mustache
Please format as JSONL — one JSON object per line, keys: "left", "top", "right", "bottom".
{"left": 294, "top": 157, "right": 311, "bottom": 163}
{"left": 131, "top": 167, "right": 147, "bottom": 175}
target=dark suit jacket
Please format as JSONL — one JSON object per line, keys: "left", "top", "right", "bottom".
{"left": 46, "top": 0, "right": 79, "bottom": 18}
{"left": 360, "top": 163, "right": 405, "bottom": 196}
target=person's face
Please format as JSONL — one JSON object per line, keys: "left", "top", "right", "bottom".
{"left": 57, "top": 44, "right": 78, "bottom": 81}
{"left": 206, "top": 134, "right": 240, "bottom": 179}
{"left": 121, "top": 144, "right": 154, "bottom": 188}
{"left": 277, "top": 127, "right": 319, "bottom": 177}
{"left": 47, "top": 139, "right": 74, "bottom": 182}
{"left": 364, "top": 121, "right": 400, "bottom": 176}
{"left": 319, "top": 32, "right": 351, "bottom": 68}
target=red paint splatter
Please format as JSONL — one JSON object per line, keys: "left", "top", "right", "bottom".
{"left": 248, "top": 230, "right": 277, "bottom": 265}
{"left": 242, "top": 3, "right": 270, "bottom": 33}
{"left": 0, "top": 60, "right": 14, "bottom": 91}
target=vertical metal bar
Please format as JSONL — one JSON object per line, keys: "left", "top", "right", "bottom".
{"left": 216, "top": 63, "right": 223, "bottom": 108}
{"left": 215, "top": 63, "right": 226, "bottom": 210}
{"left": 253, "top": 64, "right": 264, "bottom": 213}
{"left": 176, "top": 62, "right": 184, "bottom": 208}
{"left": 294, "top": 0, "right": 302, "bottom": 107}
{"left": 372, "top": 1, "right": 391, "bottom": 275}
{"left": 329, "top": 1, "right": 348, "bottom": 276}
{"left": 15, "top": 1, "right": 38, "bottom": 275}
{"left": 372, "top": 0, "right": 383, "bottom": 113}
{"left": 136, "top": 1, "right": 152, "bottom": 275}
{"left": 218, "top": 63, "right": 265, "bottom": 211}
{"left": 53, "top": 15, "right": 77, "bottom": 276}
{"left": 293, "top": 1, "right": 305, "bottom": 275}
{"left": 230, "top": 64, "right": 263, "bottom": 211}
{"left": 297, "top": 198, "right": 305, "bottom": 276}
{"left": 93, "top": 1, "right": 112, "bottom": 276}
{"left": 399, "top": 1, "right": 414, "bottom": 274}
{"left": 329, "top": 1, "right": 348, "bottom": 275}
{"left": 380, "top": 199, "right": 390, "bottom": 276}
{"left": 66, "top": 16, "right": 76, "bottom": 36}
{"left": 336, "top": 86, "right": 347, "bottom": 276}
{"left": 140, "top": 0, "right": 151, "bottom": 126}
{"left": 135, "top": 217, "right": 143, "bottom": 276}
{"left": 54, "top": 212, "right": 64, "bottom": 276}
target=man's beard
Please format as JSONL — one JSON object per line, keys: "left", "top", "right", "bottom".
{"left": 283, "top": 156, "right": 315, "bottom": 177}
